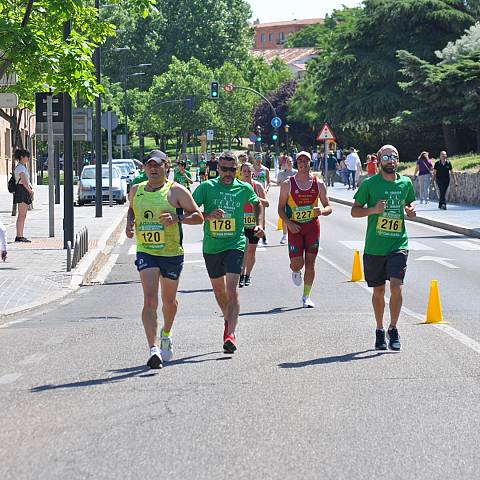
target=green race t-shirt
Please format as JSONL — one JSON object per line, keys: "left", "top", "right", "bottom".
{"left": 193, "top": 177, "right": 259, "bottom": 254}
{"left": 353, "top": 173, "right": 415, "bottom": 256}
{"left": 174, "top": 169, "right": 192, "bottom": 189}
{"left": 131, "top": 171, "right": 147, "bottom": 186}
{"left": 199, "top": 160, "right": 207, "bottom": 172}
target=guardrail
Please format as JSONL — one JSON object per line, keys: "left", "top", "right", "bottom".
{"left": 67, "top": 227, "right": 89, "bottom": 271}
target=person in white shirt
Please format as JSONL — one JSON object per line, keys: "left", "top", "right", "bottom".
{"left": 345, "top": 147, "right": 360, "bottom": 190}
{"left": 0, "top": 220, "right": 7, "bottom": 261}
{"left": 13, "top": 149, "right": 34, "bottom": 242}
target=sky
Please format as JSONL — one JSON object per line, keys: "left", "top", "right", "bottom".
{"left": 247, "top": 0, "right": 362, "bottom": 23}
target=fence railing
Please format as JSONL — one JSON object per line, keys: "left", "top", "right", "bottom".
{"left": 67, "top": 227, "right": 89, "bottom": 271}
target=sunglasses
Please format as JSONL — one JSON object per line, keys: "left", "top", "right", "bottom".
{"left": 220, "top": 166, "right": 236, "bottom": 173}
{"left": 381, "top": 154, "right": 398, "bottom": 161}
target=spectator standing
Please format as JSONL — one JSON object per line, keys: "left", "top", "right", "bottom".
{"left": 326, "top": 152, "right": 338, "bottom": 187}
{"left": 345, "top": 147, "right": 360, "bottom": 190}
{"left": 366, "top": 154, "right": 378, "bottom": 176}
{"left": 414, "top": 151, "right": 433, "bottom": 204}
{"left": 433, "top": 151, "right": 457, "bottom": 210}
{"left": 0, "top": 220, "right": 7, "bottom": 261}
{"left": 13, "top": 149, "right": 34, "bottom": 242}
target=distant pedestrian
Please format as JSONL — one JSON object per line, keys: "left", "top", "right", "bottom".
{"left": 433, "top": 151, "right": 457, "bottom": 210}
{"left": 326, "top": 152, "right": 338, "bottom": 187}
{"left": 366, "top": 154, "right": 378, "bottom": 176}
{"left": 0, "top": 220, "right": 7, "bottom": 261}
{"left": 414, "top": 151, "right": 433, "bottom": 204}
{"left": 345, "top": 147, "right": 360, "bottom": 190}
{"left": 13, "top": 149, "right": 34, "bottom": 243}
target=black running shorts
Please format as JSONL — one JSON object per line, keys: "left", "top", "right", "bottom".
{"left": 363, "top": 250, "right": 408, "bottom": 287}
{"left": 203, "top": 249, "right": 244, "bottom": 279}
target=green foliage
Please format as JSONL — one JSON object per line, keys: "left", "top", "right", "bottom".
{"left": 0, "top": 0, "right": 156, "bottom": 107}
{"left": 284, "top": 23, "right": 326, "bottom": 48}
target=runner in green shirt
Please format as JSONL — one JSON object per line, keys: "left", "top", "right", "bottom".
{"left": 193, "top": 152, "right": 264, "bottom": 354}
{"left": 351, "top": 144, "right": 416, "bottom": 352}
{"left": 173, "top": 161, "right": 193, "bottom": 190}
{"left": 198, "top": 155, "right": 207, "bottom": 182}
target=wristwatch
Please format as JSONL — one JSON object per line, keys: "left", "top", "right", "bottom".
{"left": 177, "top": 213, "right": 185, "bottom": 223}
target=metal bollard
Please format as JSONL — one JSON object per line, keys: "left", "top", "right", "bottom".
{"left": 67, "top": 241, "right": 72, "bottom": 272}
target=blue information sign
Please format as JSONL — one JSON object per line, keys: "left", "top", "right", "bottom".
{"left": 271, "top": 117, "right": 282, "bottom": 129}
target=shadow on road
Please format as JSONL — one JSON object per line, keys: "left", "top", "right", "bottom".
{"left": 167, "top": 351, "right": 232, "bottom": 366}
{"left": 178, "top": 288, "right": 213, "bottom": 294}
{"left": 278, "top": 349, "right": 396, "bottom": 368}
{"left": 31, "top": 365, "right": 152, "bottom": 392}
{"left": 240, "top": 306, "right": 303, "bottom": 317}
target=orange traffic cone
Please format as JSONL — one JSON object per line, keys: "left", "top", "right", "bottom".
{"left": 277, "top": 217, "right": 283, "bottom": 230}
{"left": 425, "top": 280, "right": 446, "bottom": 323}
{"left": 350, "top": 250, "right": 364, "bottom": 282}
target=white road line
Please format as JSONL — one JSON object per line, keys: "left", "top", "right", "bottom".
{"left": 443, "top": 240, "right": 480, "bottom": 251}
{"left": 0, "top": 318, "right": 29, "bottom": 329}
{"left": 128, "top": 245, "right": 136, "bottom": 255}
{"left": 0, "top": 373, "right": 22, "bottom": 385}
{"left": 184, "top": 260, "right": 205, "bottom": 264}
{"left": 317, "top": 253, "right": 480, "bottom": 356}
{"left": 118, "top": 231, "right": 127, "bottom": 246}
{"left": 183, "top": 242, "right": 204, "bottom": 254}
{"left": 339, "top": 240, "right": 433, "bottom": 251}
{"left": 19, "top": 353, "right": 47, "bottom": 365}
{"left": 90, "top": 253, "right": 119, "bottom": 284}
{"left": 416, "top": 256, "right": 459, "bottom": 269}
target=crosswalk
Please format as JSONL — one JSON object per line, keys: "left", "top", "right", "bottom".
{"left": 127, "top": 239, "right": 479, "bottom": 256}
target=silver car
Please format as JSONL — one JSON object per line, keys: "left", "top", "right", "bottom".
{"left": 77, "top": 165, "right": 127, "bottom": 206}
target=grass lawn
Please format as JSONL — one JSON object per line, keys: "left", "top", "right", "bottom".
{"left": 397, "top": 153, "right": 480, "bottom": 175}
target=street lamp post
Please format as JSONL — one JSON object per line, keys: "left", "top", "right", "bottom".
{"left": 285, "top": 124, "right": 290, "bottom": 156}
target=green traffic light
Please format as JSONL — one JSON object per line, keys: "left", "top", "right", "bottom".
{"left": 257, "top": 137, "right": 262, "bottom": 142}
{"left": 272, "top": 134, "right": 278, "bottom": 141}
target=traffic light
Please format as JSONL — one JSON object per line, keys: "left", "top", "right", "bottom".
{"left": 256, "top": 126, "right": 262, "bottom": 143}
{"left": 272, "top": 131, "right": 278, "bottom": 141}
{"left": 210, "top": 81, "right": 219, "bottom": 99}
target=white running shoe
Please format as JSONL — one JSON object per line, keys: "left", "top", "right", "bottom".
{"left": 147, "top": 346, "right": 163, "bottom": 369}
{"left": 280, "top": 234, "right": 287, "bottom": 245}
{"left": 302, "top": 296, "right": 315, "bottom": 308}
{"left": 292, "top": 270, "right": 302, "bottom": 286}
{"left": 160, "top": 334, "right": 174, "bottom": 362}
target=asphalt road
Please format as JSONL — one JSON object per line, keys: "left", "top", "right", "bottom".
{"left": 1, "top": 184, "right": 480, "bottom": 479}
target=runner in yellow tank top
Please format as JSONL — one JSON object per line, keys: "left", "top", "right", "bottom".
{"left": 126, "top": 152, "right": 203, "bottom": 369}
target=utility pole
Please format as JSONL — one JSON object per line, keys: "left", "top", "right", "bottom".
{"left": 94, "top": 0, "right": 102, "bottom": 217}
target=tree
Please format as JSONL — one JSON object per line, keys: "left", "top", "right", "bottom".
{"left": 0, "top": 0, "right": 155, "bottom": 148}
{"left": 284, "top": 22, "right": 326, "bottom": 48}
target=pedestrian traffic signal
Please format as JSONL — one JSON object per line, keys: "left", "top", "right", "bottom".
{"left": 256, "top": 126, "right": 262, "bottom": 143}
{"left": 272, "top": 132, "right": 278, "bottom": 141}
{"left": 256, "top": 135, "right": 262, "bottom": 143}
{"left": 210, "top": 81, "right": 219, "bottom": 99}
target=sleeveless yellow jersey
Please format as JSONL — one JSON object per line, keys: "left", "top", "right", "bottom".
{"left": 133, "top": 181, "right": 183, "bottom": 256}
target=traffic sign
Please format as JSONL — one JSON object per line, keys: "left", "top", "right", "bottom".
{"left": 316, "top": 122, "right": 336, "bottom": 141}
{"left": 206, "top": 129, "right": 214, "bottom": 141}
{"left": 224, "top": 83, "right": 235, "bottom": 93}
{"left": 101, "top": 111, "right": 119, "bottom": 130}
{"left": 249, "top": 133, "right": 258, "bottom": 143}
{"left": 0, "top": 72, "right": 17, "bottom": 86}
{"left": 35, "top": 92, "right": 64, "bottom": 123}
{"left": 0, "top": 93, "right": 18, "bottom": 108}
{"left": 271, "top": 116, "right": 282, "bottom": 129}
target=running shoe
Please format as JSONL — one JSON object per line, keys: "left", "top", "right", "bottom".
{"left": 387, "top": 327, "right": 401, "bottom": 351}
{"left": 279, "top": 234, "right": 287, "bottom": 245}
{"left": 223, "top": 321, "right": 228, "bottom": 342}
{"left": 244, "top": 275, "right": 251, "bottom": 286}
{"left": 292, "top": 270, "right": 302, "bottom": 286}
{"left": 302, "top": 296, "right": 315, "bottom": 308}
{"left": 375, "top": 329, "right": 387, "bottom": 350}
{"left": 239, "top": 274, "right": 245, "bottom": 288}
{"left": 160, "top": 332, "right": 174, "bottom": 362}
{"left": 223, "top": 334, "right": 237, "bottom": 354}
{"left": 147, "top": 346, "right": 163, "bottom": 369}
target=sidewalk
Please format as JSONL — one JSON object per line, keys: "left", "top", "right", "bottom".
{"left": 327, "top": 183, "right": 480, "bottom": 238}
{"left": 0, "top": 185, "right": 128, "bottom": 318}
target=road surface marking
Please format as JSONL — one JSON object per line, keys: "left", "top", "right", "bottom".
{"left": 0, "top": 373, "right": 22, "bottom": 385}
{"left": 339, "top": 240, "right": 433, "bottom": 251}
{"left": 318, "top": 253, "right": 480, "bottom": 357}
{"left": 416, "top": 256, "right": 459, "bottom": 269}
{"left": 184, "top": 260, "right": 205, "bottom": 264}
{"left": 183, "top": 242, "right": 204, "bottom": 254}
{"left": 443, "top": 240, "right": 480, "bottom": 251}
{"left": 90, "top": 254, "right": 119, "bottom": 284}
{"left": 19, "top": 353, "right": 47, "bottom": 365}
{"left": 0, "top": 318, "right": 29, "bottom": 329}
{"left": 128, "top": 244, "right": 136, "bottom": 255}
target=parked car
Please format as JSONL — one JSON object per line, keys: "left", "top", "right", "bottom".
{"left": 111, "top": 159, "right": 139, "bottom": 191}
{"left": 77, "top": 165, "right": 127, "bottom": 206}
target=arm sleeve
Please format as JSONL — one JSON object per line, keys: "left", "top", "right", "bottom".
{"left": 353, "top": 181, "right": 369, "bottom": 206}
{"left": 192, "top": 182, "right": 204, "bottom": 207}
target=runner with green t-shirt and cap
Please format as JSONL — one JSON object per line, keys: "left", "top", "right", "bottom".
{"left": 126, "top": 151, "right": 203, "bottom": 369}
{"left": 351, "top": 144, "right": 416, "bottom": 351}
{"left": 193, "top": 151, "right": 264, "bottom": 354}
{"left": 173, "top": 161, "right": 193, "bottom": 190}
{"left": 198, "top": 155, "right": 207, "bottom": 182}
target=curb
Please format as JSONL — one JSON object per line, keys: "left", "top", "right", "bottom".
{"left": 0, "top": 206, "right": 128, "bottom": 320}
{"left": 330, "top": 196, "right": 480, "bottom": 239}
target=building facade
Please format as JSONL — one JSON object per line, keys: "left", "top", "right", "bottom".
{"left": 253, "top": 18, "right": 324, "bottom": 50}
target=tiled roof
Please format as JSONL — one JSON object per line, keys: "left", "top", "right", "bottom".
{"left": 252, "top": 48, "right": 318, "bottom": 66}
{"left": 254, "top": 18, "right": 324, "bottom": 28}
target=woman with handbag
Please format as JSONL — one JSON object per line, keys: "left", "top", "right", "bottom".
{"left": 413, "top": 151, "right": 433, "bottom": 204}
{"left": 13, "top": 149, "right": 34, "bottom": 242}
